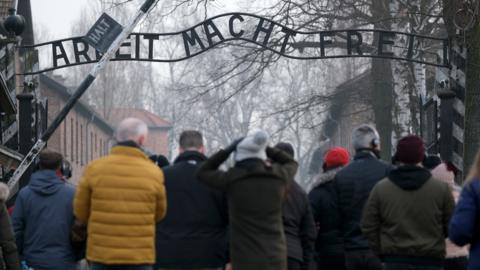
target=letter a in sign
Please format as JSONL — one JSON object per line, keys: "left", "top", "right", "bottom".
{"left": 84, "top": 13, "right": 123, "bottom": 54}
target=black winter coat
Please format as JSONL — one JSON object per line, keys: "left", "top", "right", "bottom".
{"left": 334, "top": 151, "right": 391, "bottom": 251}
{"left": 155, "top": 151, "right": 229, "bottom": 269}
{"left": 283, "top": 181, "right": 316, "bottom": 269}
{"left": 197, "top": 147, "right": 298, "bottom": 270}
{"left": 309, "top": 167, "right": 343, "bottom": 256}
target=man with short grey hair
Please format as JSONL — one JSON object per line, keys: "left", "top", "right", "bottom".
{"left": 334, "top": 124, "right": 391, "bottom": 270}
{"left": 115, "top": 117, "right": 149, "bottom": 144}
{"left": 74, "top": 118, "right": 167, "bottom": 270}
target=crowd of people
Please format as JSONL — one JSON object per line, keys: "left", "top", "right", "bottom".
{"left": 0, "top": 118, "right": 479, "bottom": 270}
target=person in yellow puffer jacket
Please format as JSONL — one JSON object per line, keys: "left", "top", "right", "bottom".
{"left": 74, "top": 118, "right": 167, "bottom": 270}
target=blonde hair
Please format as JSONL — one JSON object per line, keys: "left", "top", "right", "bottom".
{"left": 467, "top": 150, "right": 480, "bottom": 182}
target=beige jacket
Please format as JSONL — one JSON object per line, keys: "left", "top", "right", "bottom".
{"left": 431, "top": 163, "right": 469, "bottom": 258}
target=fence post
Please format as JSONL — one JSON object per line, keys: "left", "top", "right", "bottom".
{"left": 449, "top": 43, "right": 467, "bottom": 180}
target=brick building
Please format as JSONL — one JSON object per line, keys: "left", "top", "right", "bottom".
{"left": 308, "top": 68, "right": 434, "bottom": 180}
{"left": 39, "top": 74, "right": 114, "bottom": 182}
{"left": 308, "top": 71, "right": 373, "bottom": 178}
{"left": 39, "top": 74, "right": 172, "bottom": 182}
{"left": 323, "top": 71, "right": 374, "bottom": 151}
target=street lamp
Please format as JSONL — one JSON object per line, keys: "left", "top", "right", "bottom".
{"left": 3, "top": 8, "right": 26, "bottom": 95}
{"left": 3, "top": 8, "right": 25, "bottom": 37}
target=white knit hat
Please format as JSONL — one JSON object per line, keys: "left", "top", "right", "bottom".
{"left": 235, "top": 129, "right": 269, "bottom": 162}
{"left": 431, "top": 163, "right": 455, "bottom": 187}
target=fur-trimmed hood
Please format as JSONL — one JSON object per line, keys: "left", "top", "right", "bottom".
{"left": 0, "top": 182, "right": 10, "bottom": 202}
{"left": 311, "top": 167, "right": 343, "bottom": 189}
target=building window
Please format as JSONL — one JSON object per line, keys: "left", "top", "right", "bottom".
{"left": 99, "top": 138, "right": 103, "bottom": 157}
{"left": 63, "top": 119, "right": 67, "bottom": 157}
{"left": 76, "top": 120, "right": 79, "bottom": 164}
{"left": 70, "top": 118, "right": 74, "bottom": 163}
{"left": 80, "top": 124, "right": 84, "bottom": 165}
{"left": 105, "top": 139, "right": 110, "bottom": 155}
{"left": 90, "top": 132, "right": 94, "bottom": 161}
{"left": 95, "top": 133, "right": 97, "bottom": 152}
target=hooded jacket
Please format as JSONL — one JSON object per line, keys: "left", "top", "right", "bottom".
{"left": 0, "top": 183, "right": 20, "bottom": 270}
{"left": 12, "top": 170, "right": 76, "bottom": 270}
{"left": 197, "top": 147, "right": 298, "bottom": 270}
{"left": 362, "top": 166, "right": 455, "bottom": 264}
{"left": 308, "top": 167, "right": 344, "bottom": 256}
{"left": 155, "top": 151, "right": 228, "bottom": 269}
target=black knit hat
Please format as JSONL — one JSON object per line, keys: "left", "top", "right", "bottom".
{"left": 275, "top": 142, "right": 295, "bottom": 158}
{"left": 423, "top": 155, "right": 442, "bottom": 170}
{"left": 150, "top": 154, "right": 170, "bottom": 168}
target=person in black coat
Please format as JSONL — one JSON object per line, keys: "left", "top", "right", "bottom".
{"left": 149, "top": 154, "right": 170, "bottom": 168}
{"left": 155, "top": 131, "right": 228, "bottom": 270}
{"left": 334, "top": 125, "right": 391, "bottom": 270}
{"left": 309, "top": 147, "right": 350, "bottom": 270}
{"left": 276, "top": 142, "right": 317, "bottom": 270}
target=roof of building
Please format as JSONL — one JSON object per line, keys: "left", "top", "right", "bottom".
{"left": 39, "top": 74, "right": 114, "bottom": 134}
{"left": 108, "top": 108, "right": 172, "bottom": 130}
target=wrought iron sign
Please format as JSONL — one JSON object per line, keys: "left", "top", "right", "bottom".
{"left": 20, "top": 12, "right": 449, "bottom": 75}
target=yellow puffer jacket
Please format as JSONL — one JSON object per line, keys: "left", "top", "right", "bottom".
{"left": 74, "top": 146, "right": 167, "bottom": 265}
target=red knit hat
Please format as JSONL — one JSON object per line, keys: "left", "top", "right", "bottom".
{"left": 324, "top": 147, "right": 350, "bottom": 169}
{"left": 394, "top": 135, "right": 425, "bottom": 165}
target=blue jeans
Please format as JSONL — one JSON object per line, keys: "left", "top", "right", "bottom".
{"left": 90, "top": 262, "right": 153, "bottom": 270}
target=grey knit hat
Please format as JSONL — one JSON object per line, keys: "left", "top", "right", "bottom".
{"left": 235, "top": 130, "right": 269, "bottom": 162}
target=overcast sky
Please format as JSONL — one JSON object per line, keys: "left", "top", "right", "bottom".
{"left": 31, "top": 0, "right": 88, "bottom": 39}
{"left": 29, "top": 0, "right": 265, "bottom": 41}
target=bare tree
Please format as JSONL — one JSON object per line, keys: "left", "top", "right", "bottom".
{"left": 66, "top": 2, "right": 153, "bottom": 120}
{"left": 53, "top": 0, "right": 457, "bottom": 186}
